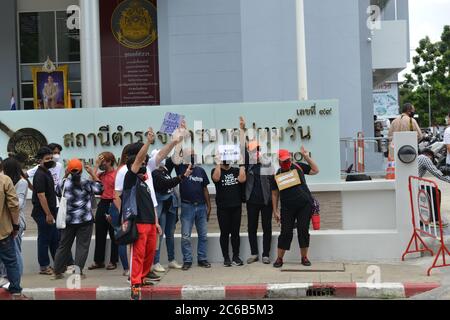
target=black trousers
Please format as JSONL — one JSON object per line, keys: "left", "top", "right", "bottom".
{"left": 217, "top": 206, "right": 242, "bottom": 259}
{"left": 54, "top": 223, "right": 94, "bottom": 275}
{"left": 278, "top": 201, "right": 312, "bottom": 250}
{"left": 93, "top": 199, "right": 118, "bottom": 265}
{"left": 247, "top": 202, "right": 272, "bottom": 257}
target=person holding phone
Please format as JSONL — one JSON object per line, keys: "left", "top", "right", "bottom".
{"left": 271, "top": 147, "right": 319, "bottom": 268}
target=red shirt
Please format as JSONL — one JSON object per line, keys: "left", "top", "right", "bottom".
{"left": 99, "top": 169, "right": 117, "bottom": 200}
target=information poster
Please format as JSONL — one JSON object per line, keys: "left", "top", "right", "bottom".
{"left": 373, "top": 82, "right": 399, "bottom": 119}
{"left": 100, "top": 0, "right": 160, "bottom": 107}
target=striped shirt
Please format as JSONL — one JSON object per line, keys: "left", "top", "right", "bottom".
{"left": 418, "top": 155, "right": 450, "bottom": 183}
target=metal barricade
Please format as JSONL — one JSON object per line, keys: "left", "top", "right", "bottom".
{"left": 340, "top": 136, "right": 389, "bottom": 177}
{"left": 402, "top": 176, "right": 450, "bottom": 275}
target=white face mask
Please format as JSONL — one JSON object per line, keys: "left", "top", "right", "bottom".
{"left": 53, "top": 154, "right": 61, "bottom": 162}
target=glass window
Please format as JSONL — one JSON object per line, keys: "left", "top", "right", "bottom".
{"left": 23, "top": 100, "right": 34, "bottom": 110}
{"left": 20, "top": 66, "right": 34, "bottom": 82}
{"left": 19, "top": 12, "right": 56, "bottom": 64}
{"left": 56, "top": 11, "right": 80, "bottom": 62}
{"left": 67, "top": 63, "right": 81, "bottom": 80}
{"left": 68, "top": 81, "right": 81, "bottom": 94}
{"left": 21, "top": 84, "right": 33, "bottom": 99}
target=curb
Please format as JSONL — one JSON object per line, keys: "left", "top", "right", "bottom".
{"left": 0, "top": 282, "right": 440, "bottom": 300}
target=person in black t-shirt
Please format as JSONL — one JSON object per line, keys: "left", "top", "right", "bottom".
{"left": 212, "top": 155, "right": 246, "bottom": 267}
{"left": 271, "top": 147, "right": 319, "bottom": 268}
{"left": 31, "top": 147, "right": 60, "bottom": 275}
{"left": 125, "top": 129, "right": 163, "bottom": 300}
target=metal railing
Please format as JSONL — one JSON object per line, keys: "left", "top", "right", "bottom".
{"left": 340, "top": 135, "right": 389, "bottom": 177}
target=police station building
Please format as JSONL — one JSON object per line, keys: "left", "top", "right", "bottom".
{"left": 0, "top": 0, "right": 409, "bottom": 139}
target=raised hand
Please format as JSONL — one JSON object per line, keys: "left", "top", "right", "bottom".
{"left": 147, "top": 128, "right": 156, "bottom": 144}
{"left": 239, "top": 116, "right": 246, "bottom": 130}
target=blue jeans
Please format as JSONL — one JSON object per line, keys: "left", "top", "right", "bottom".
{"left": 33, "top": 213, "right": 60, "bottom": 270}
{"left": 180, "top": 203, "right": 208, "bottom": 263}
{"left": 0, "top": 236, "right": 22, "bottom": 294}
{"left": 108, "top": 205, "right": 129, "bottom": 270}
{"left": 154, "top": 196, "right": 178, "bottom": 264}
{"left": 14, "top": 225, "right": 25, "bottom": 276}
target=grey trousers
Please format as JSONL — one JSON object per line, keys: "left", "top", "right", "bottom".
{"left": 54, "top": 223, "right": 93, "bottom": 275}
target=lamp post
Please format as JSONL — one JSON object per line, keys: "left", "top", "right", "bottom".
{"left": 425, "top": 84, "right": 432, "bottom": 129}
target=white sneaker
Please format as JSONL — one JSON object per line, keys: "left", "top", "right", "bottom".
{"left": 168, "top": 260, "right": 182, "bottom": 269}
{"left": 65, "top": 265, "right": 76, "bottom": 274}
{"left": 0, "top": 277, "right": 9, "bottom": 289}
{"left": 152, "top": 263, "right": 166, "bottom": 273}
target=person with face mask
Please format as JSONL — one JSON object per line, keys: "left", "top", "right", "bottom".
{"left": 271, "top": 147, "right": 319, "bottom": 268}
{"left": 171, "top": 149, "right": 212, "bottom": 271}
{"left": 89, "top": 152, "right": 121, "bottom": 271}
{"left": 212, "top": 152, "right": 246, "bottom": 267}
{"left": 31, "top": 147, "right": 60, "bottom": 275}
{"left": 388, "top": 103, "right": 423, "bottom": 157}
{"left": 52, "top": 159, "right": 103, "bottom": 279}
{"left": 244, "top": 139, "right": 276, "bottom": 265}
{"left": 125, "top": 130, "right": 163, "bottom": 300}
{"left": 151, "top": 150, "right": 192, "bottom": 272}
{"left": 26, "top": 143, "right": 64, "bottom": 188}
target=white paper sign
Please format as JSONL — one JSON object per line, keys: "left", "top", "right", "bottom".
{"left": 159, "top": 112, "right": 185, "bottom": 135}
{"left": 218, "top": 145, "right": 240, "bottom": 162}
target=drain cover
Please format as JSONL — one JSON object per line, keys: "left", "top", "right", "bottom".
{"left": 306, "top": 287, "right": 336, "bottom": 297}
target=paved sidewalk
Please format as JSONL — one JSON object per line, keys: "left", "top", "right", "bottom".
{"left": 0, "top": 260, "right": 443, "bottom": 300}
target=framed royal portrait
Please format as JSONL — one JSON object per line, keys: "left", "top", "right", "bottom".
{"left": 32, "top": 61, "right": 69, "bottom": 109}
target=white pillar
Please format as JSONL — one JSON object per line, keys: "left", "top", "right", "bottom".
{"left": 394, "top": 132, "right": 419, "bottom": 255}
{"left": 80, "top": 0, "right": 102, "bottom": 108}
{"left": 295, "top": 0, "right": 308, "bottom": 101}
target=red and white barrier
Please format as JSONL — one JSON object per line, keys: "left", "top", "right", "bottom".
{"left": 402, "top": 176, "right": 450, "bottom": 275}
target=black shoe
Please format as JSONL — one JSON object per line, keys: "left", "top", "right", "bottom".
{"left": 273, "top": 257, "right": 283, "bottom": 268}
{"left": 198, "top": 260, "right": 211, "bottom": 268}
{"left": 301, "top": 257, "right": 312, "bottom": 267}
{"left": 224, "top": 258, "right": 232, "bottom": 267}
{"left": 182, "top": 262, "right": 192, "bottom": 271}
{"left": 232, "top": 256, "right": 244, "bottom": 266}
{"left": 145, "top": 271, "right": 161, "bottom": 281}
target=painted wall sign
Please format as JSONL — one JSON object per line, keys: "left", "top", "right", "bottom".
{"left": 0, "top": 100, "right": 340, "bottom": 183}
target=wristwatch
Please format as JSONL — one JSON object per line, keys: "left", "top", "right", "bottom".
{"left": 12, "top": 224, "right": 20, "bottom": 231}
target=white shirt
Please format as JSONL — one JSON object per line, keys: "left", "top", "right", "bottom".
{"left": 444, "top": 127, "right": 450, "bottom": 165}
{"left": 114, "top": 156, "right": 158, "bottom": 208}
{"left": 27, "top": 162, "right": 63, "bottom": 189}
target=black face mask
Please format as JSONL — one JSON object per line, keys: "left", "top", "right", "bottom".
{"left": 43, "top": 161, "right": 56, "bottom": 169}
{"left": 409, "top": 112, "right": 415, "bottom": 118}
{"left": 99, "top": 164, "right": 107, "bottom": 171}
{"left": 71, "top": 172, "right": 81, "bottom": 184}
{"left": 138, "top": 166, "right": 147, "bottom": 175}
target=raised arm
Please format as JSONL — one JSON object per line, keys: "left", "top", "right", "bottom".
{"left": 131, "top": 128, "right": 154, "bottom": 174}
{"left": 300, "top": 146, "right": 319, "bottom": 175}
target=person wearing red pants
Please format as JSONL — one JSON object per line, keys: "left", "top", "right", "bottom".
{"left": 123, "top": 129, "right": 162, "bottom": 300}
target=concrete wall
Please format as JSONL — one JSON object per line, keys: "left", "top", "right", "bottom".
{"left": 162, "top": 0, "right": 243, "bottom": 105}
{"left": 17, "top": 0, "right": 78, "bottom": 12}
{"left": 240, "top": 0, "right": 298, "bottom": 102}
{"left": 303, "top": 0, "right": 373, "bottom": 139}
{"left": 0, "top": 0, "right": 19, "bottom": 111}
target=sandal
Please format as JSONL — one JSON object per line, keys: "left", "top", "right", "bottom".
{"left": 88, "top": 263, "right": 105, "bottom": 270}
{"left": 106, "top": 263, "right": 117, "bottom": 270}
{"left": 39, "top": 267, "right": 54, "bottom": 275}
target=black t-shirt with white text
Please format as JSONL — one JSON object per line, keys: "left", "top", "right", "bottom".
{"left": 211, "top": 167, "right": 242, "bottom": 208}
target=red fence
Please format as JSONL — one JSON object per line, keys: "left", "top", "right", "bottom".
{"left": 402, "top": 176, "right": 450, "bottom": 275}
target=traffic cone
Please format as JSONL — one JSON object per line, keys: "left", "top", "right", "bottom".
{"left": 385, "top": 156, "right": 396, "bottom": 180}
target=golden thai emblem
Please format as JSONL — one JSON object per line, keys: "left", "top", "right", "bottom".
{"left": 111, "top": 0, "right": 157, "bottom": 49}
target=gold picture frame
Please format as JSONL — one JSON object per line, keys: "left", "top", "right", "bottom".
{"left": 32, "top": 64, "right": 69, "bottom": 109}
